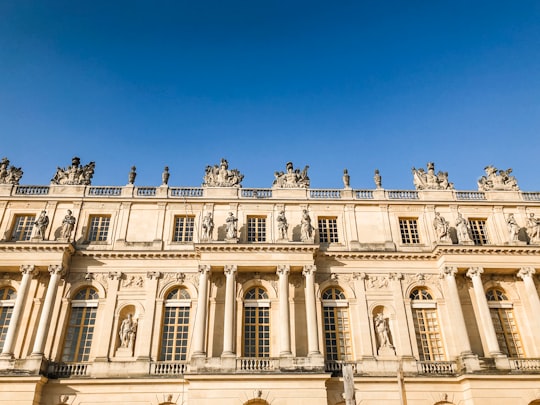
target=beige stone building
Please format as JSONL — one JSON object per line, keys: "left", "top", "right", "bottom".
{"left": 0, "top": 158, "right": 539, "bottom": 405}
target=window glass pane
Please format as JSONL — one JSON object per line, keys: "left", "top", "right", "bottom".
{"left": 399, "top": 218, "right": 420, "bottom": 244}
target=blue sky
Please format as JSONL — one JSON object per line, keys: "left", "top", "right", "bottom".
{"left": 1, "top": 1, "right": 539, "bottom": 190}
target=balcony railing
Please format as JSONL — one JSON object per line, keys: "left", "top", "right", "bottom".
{"left": 509, "top": 358, "right": 540, "bottom": 372}
{"left": 310, "top": 189, "right": 341, "bottom": 199}
{"left": 417, "top": 361, "right": 457, "bottom": 375}
{"left": 241, "top": 188, "right": 273, "bottom": 199}
{"left": 15, "top": 185, "right": 50, "bottom": 195}
{"left": 150, "top": 361, "right": 189, "bottom": 375}
{"left": 136, "top": 187, "right": 157, "bottom": 197}
{"left": 48, "top": 362, "right": 90, "bottom": 378}
{"left": 523, "top": 192, "right": 540, "bottom": 201}
{"left": 170, "top": 187, "right": 204, "bottom": 197}
{"left": 236, "top": 357, "right": 278, "bottom": 371}
{"left": 388, "top": 190, "right": 419, "bottom": 200}
{"left": 455, "top": 191, "right": 486, "bottom": 200}
{"left": 87, "top": 186, "right": 122, "bottom": 196}
{"left": 324, "top": 360, "right": 358, "bottom": 374}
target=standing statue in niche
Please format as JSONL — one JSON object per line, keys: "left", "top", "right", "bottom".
{"left": 225, "top": 212, "right": 238, "bottom": 240}
{"left": 119, "top": 314, "right": 137, "bottom": 351}
{"left": 506, "top": 213, "right": 520, "bottom": 242}
{"left": 276, "top": 210, "right": 288, "bottom": 240}
{"left": 59, "top": 210, "right": 76, "bottom": 241}
{"left": 375, "top": 313, "right": 391, "bottom": 349}
{"left": 202, "top": 212, "right": 214, "bottom": 241}
{"left": 455, "top": 213, "right": 472, "bottom": 243}
{"left": 33, "top": 210, "right": 49, "bottom": 240}
{"left": 300, "top": 209, "right": 314, "bottom": 242}
{"left": 433, "top": 212, "right": 450, "bottom": 243}
{"left": 526, "top": 213, "right": 540, "bottom": 243}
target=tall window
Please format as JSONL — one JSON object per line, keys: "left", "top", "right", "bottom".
{"left": 61, "top": 287, "right": 98, "bottom": 362}
{"left": 0, "top": 287, "right": 16, "bottom": 350}
{"left": 247, "top": 216, "right": 266, "bottom": 242}
{"left": 160, "top": 288, "right": 191, "bottom": 361}
{"left": 172, "top": 216, "right": 195, "bottom": 242}
{"left": 410, "top": 287, "right": 445, "bottom": 361}
{"left": 399, "top": 218, "right": 420, "bottom": 244}
{"left": 469, "top": 218, "right": 489, "bottom": 245}
{"left": 322, "top": 287, "right": 352, "bottom": 361}
{"left": 486, "top": 288, "right": 524, "bottom": 357}
{"left": 87, "top": 215, "right": 110, "bottom": 242}
{"left": 318, "top": 217, "right": 339, "bottom": 243}
{"left": 11, "top": 215, "right": 35, "bottom": 241}
{"left": 243, "top": 286, "right": 270, "bottom": 357}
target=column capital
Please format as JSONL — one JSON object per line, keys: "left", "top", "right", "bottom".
{"left": 48, "top": 264, "right": 66, "bottom": 277}
{"left": 353, "top": 272, "right": 367, "bottom": 280}
{"left": 517, "top": 267, "right": 536, "bottom": 280}
{"left": 108, "top": 271, "right": 123, "bottom": 280}
{"left": 224, "top": 265, "right": 237, "bottom": 276}
{"left": 198, "top": 264, "right": 211, "bottom": 275}
{"left": 277, "top": 265, "right": 290, "bottom": 277}
{"left": 441, "top": 266, "right": 458, "bottom": 278}
{"left": 20, "top": 265, "right": 38, "bottom": 277}
{"left": 466, "top": 267, "right": 484, "bottom": 279}
{"left": 147, "top": 271, "right": 162, "bottom": 280}
{"left": 302, "top": 264, "right": 317, "bottom": 277}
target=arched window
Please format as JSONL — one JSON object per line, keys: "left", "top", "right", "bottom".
{"left": 243, "top": 286, "right": 270, "bottom": 357}
{"left": 61, "top": 287, "right": 99, "bottom": 362}
{"left": 0, "top": 287, "right": 16, "bottom": 350}
{"left": 486, "top": 287, "right": 524, "bottom": 357}
{"left": 410, "top": 287, "right": 445, "bottom": 361}
{"left": 322, "top": 287, "right": 352, "bottom": 361}
{"left": 160, "top": 287, "right": 191, "bottom": 361}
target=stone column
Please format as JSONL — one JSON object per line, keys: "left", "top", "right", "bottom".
{"left": 192, "top": 265, "right": 211, "bottom": 357}
{"left": 303, "top": 265, "right": 321, "bottom": 356}
{"left": 517, "top": 267, "right": 540, "bottom": 354}
{"left": 277, "top": 265, "right": 292, "bottom": 356}
{"left": 32, "top": 265, "right": 65, "bottom": 356}
{"left": 1, "top": 265, "right": 38, "bottom": 357}
{"left": 466, "top": 267, "right": 502, "bottom": 356}
{"left": 222, "top": 265, "right": 237, "bottom": 356}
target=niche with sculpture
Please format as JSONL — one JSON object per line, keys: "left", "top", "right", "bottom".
{"left": 115, "top": 305, "right": 138, "bottom": 358}
{"left": 373, "top": 305, "right": 395, "bottom": 357}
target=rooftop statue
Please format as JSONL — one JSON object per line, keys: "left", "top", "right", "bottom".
{"left": 272, "top": 162, "right": 310, "bottom": 189}
{"left": 412, "top": 162, "right": 454, "bottom": 190}
{"left": 0, "top": 157, "right": 23, "bottom": 185}
{"left": 202, "top": 158, "right": 243, "bottom": 188}
{"left": 51, "top": 156, "right": 95, "bottom": 186}
{"left": 477, "top": 165, "right": 519, "bottom": 191}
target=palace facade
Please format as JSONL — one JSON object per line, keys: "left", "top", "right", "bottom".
{"left": 0, "top": 158, "right": 539, "bottom": 405}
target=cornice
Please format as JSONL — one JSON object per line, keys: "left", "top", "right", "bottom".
{"left": 74, "top": 250, "right": 198, "bottom": 259}
{"left": 0, "top": 242, "right": 75, "bottom": 255}
{"left": 195, "top": 243, "right": 319, "bottom": 255}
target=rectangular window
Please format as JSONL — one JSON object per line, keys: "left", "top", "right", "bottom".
{"left": 323, "top": 306, "right": 352, "bottom": 361}
{"left": 172, "top": 216, "right": 195, "bottom": 242}
{"left": 491, "top": 308, "right": 524, "bottom": 358}
{"left": 412, "top": 308, "right": 445, "bottom": 361}
{"left": 160, "top": 306, "right": 190, "bottom": 361}
{"left": 11, "top": 215, "right": 35, "bottom": 241}
{"left": 318, "top": 217, "right": 339, "bottom": 243}
{"left": 243, "top": 306, "right": 270, "bottom": 357}
{"left": 87, "top": 215, "right": 111, "bottom": 242}
{"left": 247, "top": 216, "right": 266, "bottom": 242}
{"left": 61, "top": 306, "right": 97, "bottom": 362}
{"left": 469, "top": 219, "right": 489, "bottom": 245}
{"left": 399, "top": 218, "right": 420, "bottom": 244}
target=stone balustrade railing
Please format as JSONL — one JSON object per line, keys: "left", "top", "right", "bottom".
{"left": 236, "top": 357, "right": 278, "bottom": 371}
{"left": 509, "top": 358, "right": 540, "bottom": 371}
{"left": 2, "top": 184, "right": 537, "bottom": 202}
{"left": 417, "top": 361, "right": 457, "bottom": 375}
{"left": 324, "top": 360, "right": 358, "bottom": 374}
{"left": 150, "top": 361, "right": 189, "bottom": 375}
{"left": 48, "top": 362, "right": 90, "bottom": 378}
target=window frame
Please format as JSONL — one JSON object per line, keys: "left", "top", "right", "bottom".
{"left": 86, "top": 215, "right": 111, "bottom": 242}
{"left": 468, "top": 218, "right": 489, "bottom": 245}
{"left": 10, "top": 214, "right": 35, "bottom": 241}
{"left": 409, "top": 287, "right": 445, "bottom": 361}
{"left": 160, "top": 287, "right": 192, "bottom": 362}
{"left": 247, "top": 216, "right": 267, "bottom": 243}
{"left": 243, "top": 286, "right": 270, "bottom": 358}
{"left": 0, "top": 287, "right": 16, "bottom": 351}
{"left": 318, "top": 217, "right": 339, "bottom": 244}
{"left": 399, "top": 217, "right": 421, "bottom": 244}
{"left": 321, "top": 287, "right": 352, "bottom": 361}
{"left": 172, "top": 215, "right": 195, "bottom": 243}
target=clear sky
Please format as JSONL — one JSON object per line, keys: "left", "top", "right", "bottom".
{"left": 1, "top": 1, "right": 539, "bottom": 190}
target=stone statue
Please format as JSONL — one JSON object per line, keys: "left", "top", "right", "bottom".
{"left": 412, "top": 162, "right": 454, "bottom": 190}
{"left": 375, "top": 313, "right": 391, "bottom": 349}
{"left": 0, "top": 157, "right": 23, "bottom": 185}
{"left": 272, "top": 162, "right": 310, "bottom": 189}
{"left": 455, "top": 213, "right": 472, "bottom": 243}
{"left": 342, "top": 169, "right": 350, "bottom": 189}
{"left": 276, "top": 210, "right": 288, "bottom": 240}
{"left": 128, "top": 166, "right": 136, "bottom": 185}
{"left": 162, "top": 166, "right": 170, "bottom": 186}
{"left": 33, "top": 210, "right": 49, "bottom": 240}
{"left": 477, "top": 165, "right": 519, "bottom": 191}
{"left": 60, "top": 210, "right": 76, "bottom": 241}
{"left": 526, "top": 213, "right": 540, "bottom": 243}
{"left": 225, "top": 212, "right": 238, "bottom": 240}
{"left": 203, "top": 159, "right": 243, "bottom": 187}
{"left": 374, "top": 169, "right": 382, "bottom": 189}
{"left": 202, "top": 212, "right": 214, "bottom": 241}
{"left": 507, "top": 213, "right": 520, "bottom": 242}
{"left": 51, "top": 157, "right": 95, "bottom": 185}
{"left": 119, "top": 314, "right": 137, "bottom": 350}
{"left": 433, "top": 212, "right": 450, "bottom": 243}
{"left": 300, "top": 209, "right": 314, "bottom": 242}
